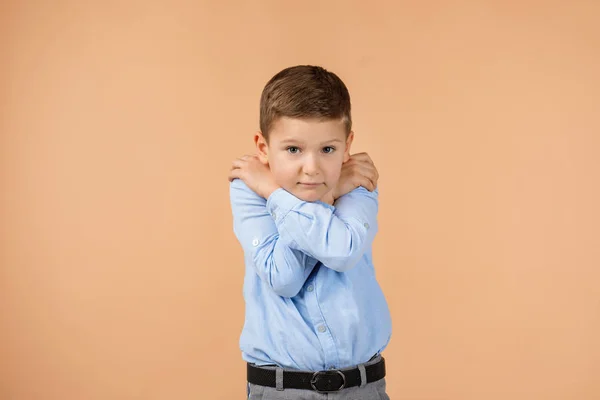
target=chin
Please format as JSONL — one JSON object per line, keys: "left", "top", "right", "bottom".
{"left": 291, "top": 191, "right": 323, "bottom": 202}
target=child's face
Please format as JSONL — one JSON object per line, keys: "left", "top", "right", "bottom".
{"left": 255, "top": 117, "right": 353, "bottom": 202}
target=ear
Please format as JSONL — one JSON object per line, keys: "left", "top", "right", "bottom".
{"left": 343, "top": 131, "right": 354, "bottom": 162}
{"left": 254, "top": 132, "right": 269, "bottom": 164}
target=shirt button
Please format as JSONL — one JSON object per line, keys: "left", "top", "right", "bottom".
{"left": 317, "top": 325, "right": 327, "bottom": 333}
{"left": 364, "top": 222, "right": 370, "bottom": 229}
{"left": 306, "top": 285, "right": 314, "bottom": 292}
{"left": 272, "top": 212, "right": 277, "bottom": 219}
{"left": 252, "top": 238, "right": 259, "bottom": 246}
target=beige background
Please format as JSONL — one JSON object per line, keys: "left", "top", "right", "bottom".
{"left": 1, "top": 1, "right": 599, "bottom": 399}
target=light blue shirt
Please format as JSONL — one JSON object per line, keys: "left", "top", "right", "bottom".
{"left": 229, "top": 179, "right": 392, "bottom": 371}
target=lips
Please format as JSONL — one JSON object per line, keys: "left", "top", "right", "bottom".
{"left": 298, "top": 182, "right": 322, "bottom": 186}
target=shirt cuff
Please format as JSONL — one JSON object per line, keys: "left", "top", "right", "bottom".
{"left": 266, "top": 188, "right": 302, "bottom": 223}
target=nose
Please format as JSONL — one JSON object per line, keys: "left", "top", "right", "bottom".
{"left": 302, "top": 154, "right": 320, "bottom": 176}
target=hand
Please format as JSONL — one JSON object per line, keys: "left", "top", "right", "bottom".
{"left": 228, "top": 154, "right": 280, "bottom": 199}
{"left": 321, "top": 191, "right": 335, "bottom": 206}
{"left": 332, "top": 152, "right": 379, "bottom": 200}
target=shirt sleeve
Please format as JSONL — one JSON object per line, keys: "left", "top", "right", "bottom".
{"left": 229, "top": 179, "right": 318, "bottom": 297}
{"left": 265, "top": 186, "right": 378, "bottom": 272}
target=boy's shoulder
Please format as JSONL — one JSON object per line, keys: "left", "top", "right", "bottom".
{"left": 229, "top": 178, "right": 265, "bottom": 206}
{"left": 229, "top": 177, "right": 251, "bottom": 192}
{"left": 350, "top": 185, "right": 379, "bottom": 196}
{"left": 337, "top": 185, "right": 379, "bottom": 203}
{"left": 230, "top": 178, "right": 257, "bottom": 194}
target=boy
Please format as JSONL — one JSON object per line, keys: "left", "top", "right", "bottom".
{"left": 228, "top": 65, "right": 392, "bottom": 399}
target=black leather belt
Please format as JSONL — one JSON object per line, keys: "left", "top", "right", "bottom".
{"left": 247, "top": 357, "right": 386, "bottom": 393}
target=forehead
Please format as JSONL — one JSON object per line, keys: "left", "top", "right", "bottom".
{"left": 269, "top": 117, "right": 347, "bottom": 144}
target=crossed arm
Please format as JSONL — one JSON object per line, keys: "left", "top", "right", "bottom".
{"left": 229, "top": 155, "right": 379, "bottom": 298}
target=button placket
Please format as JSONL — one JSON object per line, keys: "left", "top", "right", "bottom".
{"left": 303, "top": 274, "right": 338, "bottom": 369}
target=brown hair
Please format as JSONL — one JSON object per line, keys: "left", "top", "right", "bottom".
{"left": 259, "top": 65, "right": 352, "bottom": 140}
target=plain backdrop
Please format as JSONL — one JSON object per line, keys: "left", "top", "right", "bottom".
{"left": 1, "top": 1, "right": 599, "bottom": 399}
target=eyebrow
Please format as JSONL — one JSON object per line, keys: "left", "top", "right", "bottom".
{"left": 321, "top": 138, "right": 344, "bottom": 144}
{"left": 279, "top": 138, "right": 344, "bottom": 145}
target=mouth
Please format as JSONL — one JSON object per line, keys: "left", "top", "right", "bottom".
{"left": 298, "top": 182, "right": 323, "bottom": 187}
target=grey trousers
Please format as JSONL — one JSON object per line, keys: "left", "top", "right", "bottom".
{"left": 246, "top": 356, "right": 390, "bottom": 400}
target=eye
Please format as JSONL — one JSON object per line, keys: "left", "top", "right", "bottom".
{"left": 286, "top": 146, "right": 300, "bottom": 154}
{"left": 322, "top": 146, "right": 336, "bottom": 154}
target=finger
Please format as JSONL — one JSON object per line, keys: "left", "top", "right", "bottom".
{"left": 365, "top": 165, "right": 378, "bottom": 186}
{"left": 351, "top": 170, "right": 372, "bottom": 189}
{"left": 228, "top": 167, "right": 243, "bottom": 182}
{"left": 363, "top": 175, "right": 377, "bottom": 191}
{"left": 228, "top": 166, "right": 237, "bottom": 181}
{"left": 231, "top": 158, "right": 247, "bottom": 168}
{"left": 354, "top": 166, "right": 377, "bottom": 191}
{"left": 351, "top": 152, "right": 371, "bottom": 163}
{"left": 239, "top": 154, "right": 256, "bottom": 162}
{"left": 368, "top": 176, "right": 377, "bottom": 191}
{"left": 355, "top": 155, "right": 374, "bottom": 168}
{"left": 352, "top": 173, "right": 375, "bottom": 191}
{"left": 364, "top": 174, "right": 376, "bottom": 191}
{"left": 350, "top": 157, "right": 374, "bottom": 172}
{"left": 355, "top": 159, "right": 379, "bottom": 182}
{"left": 352, "top": 163, "right": 375, "bottom": 179}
